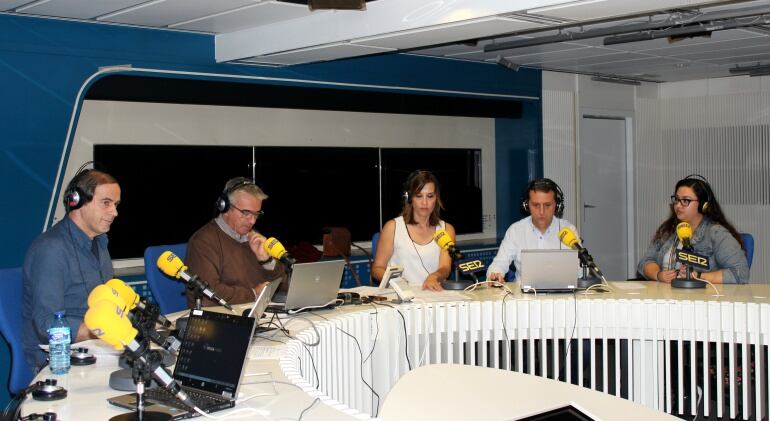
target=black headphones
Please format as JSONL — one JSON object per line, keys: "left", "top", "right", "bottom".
{"left": 62, "top": 162, "right": 94, "bottom": 212}
{"left": 682, "top": 174, "right": 714, "bottom": 214}
{"left": 215, "top": 177, "right": 256, "bottom": 213}
{"left": 521, "top": 178, "right": 565, "bottom": 218}
{"left": 30, "top": 378, "right": 67, "bottom": 401}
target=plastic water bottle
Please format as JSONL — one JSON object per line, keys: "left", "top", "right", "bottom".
{"left": 48, "top": 311, "right": 71, "bottom": 375}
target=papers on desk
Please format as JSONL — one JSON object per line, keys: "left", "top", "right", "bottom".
{"left": 340, "top": 286, "right": 393, "bottom": 296}
{"left": 611, "top": 281, "right": 647, "bottom": 290}
{"left": 248, "top": 345, "right": 288, "bottom": 360}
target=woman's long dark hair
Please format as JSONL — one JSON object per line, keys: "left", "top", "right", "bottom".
{"left": 652, "top": 177, "right": 744, "bottom": 249}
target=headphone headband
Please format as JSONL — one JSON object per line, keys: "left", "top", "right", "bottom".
{"left": 521, "top": 178, "right": 565, "bottom": 218}
{"left": 215, "top": 177, "right": 256, "bottom": 213}
{"left": 681, "top": 174, "right": 713, "bottom": 214}
{"left": 62, "top": 162, "right": 95, "bottom": 212}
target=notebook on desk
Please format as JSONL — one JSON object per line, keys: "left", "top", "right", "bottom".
{"left": 108, "top": 309, "right": 256, "bottom": 419}
{"left": 520, "top": 249, "right": 580, "bottom": 293}
{"left": 270, "top": 260, "right": 345, "bottom": 312}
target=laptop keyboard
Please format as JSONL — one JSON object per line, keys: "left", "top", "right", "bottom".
{"left": 144, "top": 387, "right": 228, "bottom": 411}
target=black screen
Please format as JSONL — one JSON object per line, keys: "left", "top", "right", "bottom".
{"left": 380, "top": 148, "right": 482, "bottom": 234}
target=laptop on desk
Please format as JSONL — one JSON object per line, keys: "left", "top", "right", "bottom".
{"left": 108, "top": 309, "right": 256, "bottom": 419}
{"left": 246, "top": 278, "right": 283, "bottom": 319}
{"left": 270, "top": 260, "right": 345, "bottom": 312}
{"left": 520, "top": 249, "right": 580, "bottom": 293}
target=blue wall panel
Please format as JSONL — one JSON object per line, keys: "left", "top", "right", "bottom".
{"left": 0, "top": 14, "right": 542, "bottom": 405}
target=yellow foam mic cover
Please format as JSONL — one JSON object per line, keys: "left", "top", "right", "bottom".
{"left": 263, "top": 237, "right": 288, "bottom": 260}
{"left": 676, "top": 222, "right": 693, "bottom": 243}
{"left": 157, "top": 251, "right": 187, "bottom": 279}
{"left": 105, "top": 278, "right": 140, "bottom": 310}
{"left": 84, "top": 300, "right": 137, "bottom": 351}
{"left": 433, "top": 229, "right": 455, "bottom": 250}
{"left": 87, "top": 284, "right": 126, "bottom": 310}
{"left": 558, "top": 227, "right": 580, "bottom": 249}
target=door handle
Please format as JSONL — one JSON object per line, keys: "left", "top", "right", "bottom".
{"left": 584, "top": 204, "right": 597, "bottom": 209}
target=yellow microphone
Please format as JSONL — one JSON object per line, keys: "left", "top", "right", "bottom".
{"left": 84, "top": 299, "right": 196, "bottom": 408}
{"left": 106, "top": 278, "right": 172, "bottom": 328}
{"left": 676, "top": 222, "right": 693, "bottom": 250}
{"left": 263, "top": 237, "right": 296, "bottom": 267}
{"left": 156, "top": 251, "right": 233, "bottom": 310}
{"left": 87, "top": 284, "right": 127, "bottom": 311}
{"left": 84, "top": 299, "right": 136, "bottom": 351}
{"left": 433, "top": 229, "right": 463, "bottom": 260}
{"left": 558, "top": 227, "right": 581, "bottom": 249}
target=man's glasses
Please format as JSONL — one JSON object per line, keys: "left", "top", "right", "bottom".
{"left": 231, "top": 204, "right": 264, "bottom": 219}
{"left": 670, "top": 195, "right": 698, "bottom": 207}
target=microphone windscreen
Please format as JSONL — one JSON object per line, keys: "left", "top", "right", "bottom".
{"left": 105, "top": 278, "right": 139, "bottom": 310}
{"left": 157, "top": 251, "right": 185, "bottom": 278}
{"left": 87, "top": 284, "right": 126, "bottom": 309}
{"left": 676, "top": 222, "right": 693, "bottom": 242}
{"left": 558, "top": 227, "right": 580, "bottom": 249}
{"left": 263, "top": 237, "right": 288, "bottom": 260}
{"left": 433, "top": 229, "right": 455, "bottom": 250}
{"left": 84, "top": 300, "right": 137, "bottom": 351}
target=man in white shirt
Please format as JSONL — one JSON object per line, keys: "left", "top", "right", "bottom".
{"left": 487, "top": 178, "right": 578, "bottom": 283}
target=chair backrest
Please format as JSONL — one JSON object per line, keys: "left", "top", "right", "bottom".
{"left": 144, "top": 244, "right": 188, "bottom": 314}
{"left": 741, "top": 233, "right": 754, "bottom": 269}
{"left": 0, "top": 267, "right": 34, "bottom": 394}
{"left": 371, "top": 232, "right": 380, "bottom": 259}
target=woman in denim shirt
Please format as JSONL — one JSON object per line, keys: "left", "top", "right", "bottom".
{"left": 638, "top": 175, "right": 749, "bottom": 284}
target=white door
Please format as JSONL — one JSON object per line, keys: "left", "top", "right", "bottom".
{"left": 579, "top": 116, "right": 629, "bottom": 280}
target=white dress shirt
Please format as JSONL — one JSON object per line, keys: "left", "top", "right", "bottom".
{"left": 486, "top": 216, "right": 578, "bottom": 281}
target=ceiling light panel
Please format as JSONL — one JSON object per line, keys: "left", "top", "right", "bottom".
{"left": 351, "top": 17, "right": 543, "bottom": 50}
{"left": 171, "top": 2, "right": 310, "bottom": 32}
{"left": 14, "top": 0, "right": 145, "bottom": 19}
{"left": 98, "top": 0, "right": 255, "bottom": 27}
{"left": 242, "top": 43, "right": 391, "bottom": 65}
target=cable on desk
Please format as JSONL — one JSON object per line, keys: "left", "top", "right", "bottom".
{"left": 362, "top": 303, "right": 380, "bottom": 366}
{"left": 287, "top": 299, "right": 343, "bottom": 315}
{"left": 193, "top": 406, "right": 269, "bottom": 420}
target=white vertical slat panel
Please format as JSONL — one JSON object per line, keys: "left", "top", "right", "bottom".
{"left": 542, "top": 89, "right": 578, "bottom": 223}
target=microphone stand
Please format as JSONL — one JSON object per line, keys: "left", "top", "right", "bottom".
{"left": 110, "top": 329, "right": 172, "bottom": 421}
{"left": 442, "top": 253, "right": 476, "bottom": 290}
{"left": 671, "top": 247, "right": 706, "bottom": 289}
{"left": 575, "top": 248, "right": 601, "bottom": 289}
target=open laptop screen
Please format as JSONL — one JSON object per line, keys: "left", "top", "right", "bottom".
{"left": 174, "top": 310, "right": 256, "bottom": 397}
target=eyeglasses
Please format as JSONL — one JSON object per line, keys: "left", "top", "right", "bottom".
{"left": 231, "top": 204, "right": 264, "bottom": 219}
{"left": 670, "top": 195, "right": 698, "bottom": 207}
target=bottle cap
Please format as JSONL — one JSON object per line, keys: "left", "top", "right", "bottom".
{"left": 54, "top": 311, "right": 66, "bottom": 318}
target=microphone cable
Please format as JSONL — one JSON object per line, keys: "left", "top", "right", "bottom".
{"left": 372, "top": 301, "right": 412, "bottom": 371}
{"left": 559, "top": 290, "right": 579, "bottom": 383}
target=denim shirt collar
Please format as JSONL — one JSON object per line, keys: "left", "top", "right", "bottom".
{"left": 64, "top": 216, "right": 107, "bottom": 251}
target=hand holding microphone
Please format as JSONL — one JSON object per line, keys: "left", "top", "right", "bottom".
{"left": 263, "top": 237, "right": 296, "bottom": 268}
{"left": 558, "top": 227, "right": 606, "bottom": 280}
{"left": 157, "top": 251, "right": 234, "bottom": 311}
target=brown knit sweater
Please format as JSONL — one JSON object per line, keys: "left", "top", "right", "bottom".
{"left": 185, "top": 220, "right": 285, "bottom": 308}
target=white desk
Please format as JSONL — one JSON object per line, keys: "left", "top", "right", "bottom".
{"left": 22, "top": 282, "right": 770, "bottom": 420}
{"left": 380, "top": 364, "right": 679, "bottom": 420}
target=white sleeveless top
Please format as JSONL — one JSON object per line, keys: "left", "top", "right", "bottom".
{"left": 387, "top": 216, "right": 446, "bottom": 286}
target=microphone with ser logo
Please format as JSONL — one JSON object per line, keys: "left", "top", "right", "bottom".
{"left": 157, "top": 251, "right": 234, "bottom": 311}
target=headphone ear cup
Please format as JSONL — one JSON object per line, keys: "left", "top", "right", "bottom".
{"left": 64, "top": 188, "right": 84, "bottom": 212}
{"left": 216, "top": 193, "right": 229, "bottom": 213}
{"left": 403, "top": 191, "right": 411, "bottom": 204}
{"left": 521, "top": 199, "right": 529, "bottom": 214}
{"left": 700, "top": 200, "right": 709, "bottom": 214}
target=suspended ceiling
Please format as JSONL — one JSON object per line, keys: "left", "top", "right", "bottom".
{"left": 3, "top": 0, "right": 770, "bottom": 82}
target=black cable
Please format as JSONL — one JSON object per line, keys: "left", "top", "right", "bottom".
{"left": 362, "top": 303, "right": 379, "bottom": 365}
{"left": 351, "top": 242, "right": 374, "bottom": 284}
{"left": 372, "top": 301, "right": 412, "bottom": 370}
{"left": 301, "top": 343, "right": 319, "bottom": 389}
{"left": 502, "top": 291, "right": 511, "bottom": 369}
{"left": 560, "top": 290, "right": 578, "bottom": 381}
{"left": 297, "top": 397, "right": 321, "bottom": 421}
{"left": 310, "top": 311, "right": 381, "bottom": 417}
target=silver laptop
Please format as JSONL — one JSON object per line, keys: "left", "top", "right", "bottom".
{"left": 271, "top": 260, "right": 345, "bottom": 311}
{"left": 520, "top": 249, "right": 580, "bottom": 293}
{"left": 108, "top": 309, "right": 256, "bottom": 419}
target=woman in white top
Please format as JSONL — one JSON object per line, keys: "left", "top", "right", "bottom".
{"left": 372, "top": 170, "right": 455, "bottom": 291}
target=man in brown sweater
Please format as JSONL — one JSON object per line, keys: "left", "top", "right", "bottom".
{"left": 185, "top": 177, "right": 285, "bottom": 308}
